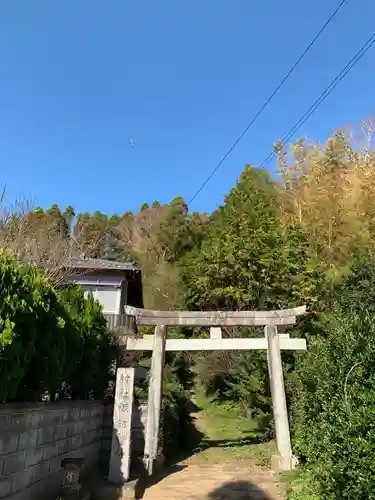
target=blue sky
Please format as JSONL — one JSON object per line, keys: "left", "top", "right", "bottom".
{"left": 1, "top": 1, "right": 374, "bottom": 215}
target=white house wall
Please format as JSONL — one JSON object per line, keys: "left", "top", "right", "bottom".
{"left": 71, "top": 271, "right": 126, "bottom": 315}
{"left": 83, "top": 286, "right": 121, "bottom": 314}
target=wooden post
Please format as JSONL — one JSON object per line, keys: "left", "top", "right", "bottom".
{"left": 109, "top": 367, "right": 135, "bottom": 484}
{"left": 143, "top": 325, "right": 167, "bottom": 475}
{"left": 266, "top": 324, "right": 294, "bottom": 471}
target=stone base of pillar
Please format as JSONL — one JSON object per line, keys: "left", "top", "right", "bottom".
{"left": 56, "top": 493, "right": 90, "bottom": 500}
{"left": 90, "top": 479, "right": 138, "bottom": 500}
{"left": 155, "top": 453, "right": 165, "bottom": 471}
{"left": 271, "top": 453, "right": 299, "bottom": 472}
{"left": 144, "top": 452, "right": 165, "bottom": 476}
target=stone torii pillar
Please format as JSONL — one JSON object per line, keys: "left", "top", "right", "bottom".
{"left": 265, "top": 324, "right": 294, "bottom": 471}
{"left": 143, "top": 325, "right": 166, "bottom": 475}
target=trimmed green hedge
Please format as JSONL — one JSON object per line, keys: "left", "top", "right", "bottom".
{"left": 0, "top": 250, "right": 113, "bottom": 402}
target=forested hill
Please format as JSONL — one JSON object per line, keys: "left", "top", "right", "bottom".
{"left": 3, "top": 131, "right": 374, "bottom": 315}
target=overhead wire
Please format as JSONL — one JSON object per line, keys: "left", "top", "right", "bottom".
{"left": 259, "top": 30, "right": 375, "bottom": 168}
{"left": 187, "top": 0, "right": 349, "bottom": 205}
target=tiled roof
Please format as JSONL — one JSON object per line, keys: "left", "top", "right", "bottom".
{"left": 67, "top": 257, "right": 140, "bottom": 271}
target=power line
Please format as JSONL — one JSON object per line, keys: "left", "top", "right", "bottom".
{"left": 259, "top": 30, "right": 375, "bottom": 168}
{"left": 187, "top": 0, "right": 349, "bottom": 206}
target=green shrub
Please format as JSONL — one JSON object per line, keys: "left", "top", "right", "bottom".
{"left": 61, "top": 285, "right": 113, "bottom": 399}
{"left": 0, "top": 250, "right": 69, "bottom": 401}
{"left": 288, "top": 254, "right": 375, "bottom": 498}
{"left": 291, "top": 312, "right": 375, "bottom": 499}
{"left": 0, "top": 250, "right": 113, "bottom": 402}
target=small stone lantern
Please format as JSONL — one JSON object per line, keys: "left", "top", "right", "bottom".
{"left": 56, "top": 458, "right": 85, "bottom": 499}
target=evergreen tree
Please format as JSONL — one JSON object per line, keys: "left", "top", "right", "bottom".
{"left": 181, "top": 165, "right": 309, "bottom": 311}
{"left": 180, "top": 165, "right": 312, "bottom": 421}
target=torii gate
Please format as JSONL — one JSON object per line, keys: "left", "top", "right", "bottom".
{"left": 108, "top": 305, "right": 307, "bottom": 486}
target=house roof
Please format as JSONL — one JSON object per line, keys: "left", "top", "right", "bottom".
{"left": 67, "top": 257, "right": 140, "bottom": 272}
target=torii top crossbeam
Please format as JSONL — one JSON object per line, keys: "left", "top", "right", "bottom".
{"left": 122, "top": 305, "right": 307, "bottom": 351}
{"left": 124, "top": 305, "right": 306, "bottom": 327}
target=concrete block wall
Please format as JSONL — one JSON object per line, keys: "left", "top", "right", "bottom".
{"left": 100, "top": 404, "right": 113, "bottom": 468}
{"left": 0, "top": 401, "right": 104, "bottom": 500}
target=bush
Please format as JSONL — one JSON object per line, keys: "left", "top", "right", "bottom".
{"left": 288, "top": 254, "right": 375, "bottom": 498}
{"left": 60, "top": 286, "right": 113, "bottom": 399}
{"left": 0, "top": 250, "right": 113, "bottom": 402}
{"left": 290, "top": 312, "right": 375, "bottom": 499}
{"left": 0, "top": 250, "right": 69, "bottom": 401}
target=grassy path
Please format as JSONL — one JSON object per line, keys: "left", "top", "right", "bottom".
{"left": 187, "top": 391, "right": 276, "bottom": 467}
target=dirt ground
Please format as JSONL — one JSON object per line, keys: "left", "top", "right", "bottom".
{"left": 140, "top": 462, "right": 284, "bottom": 500}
